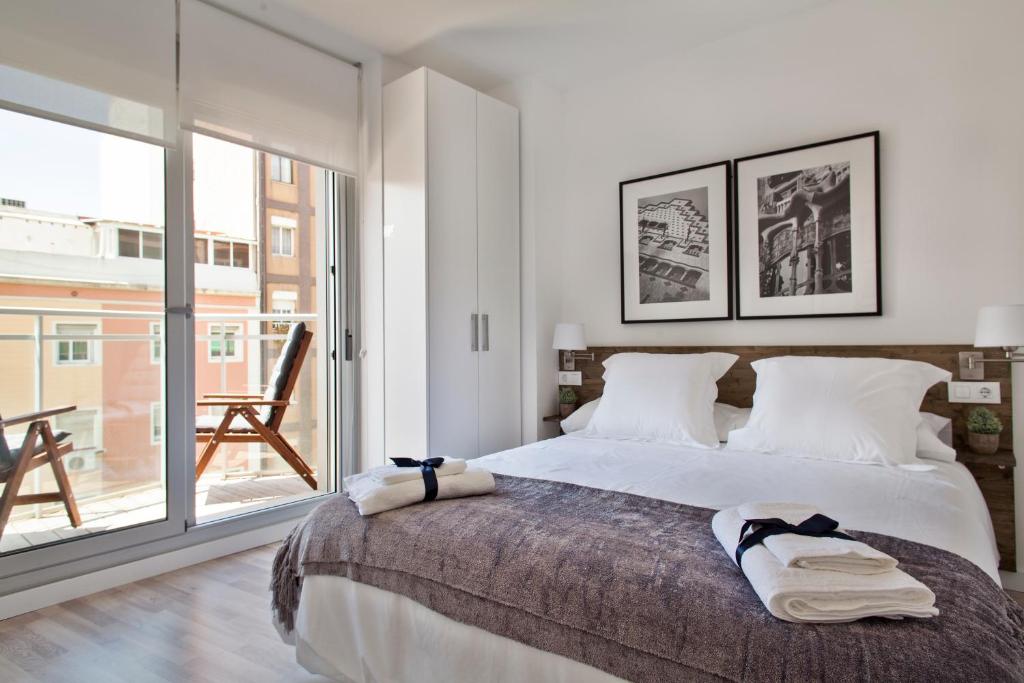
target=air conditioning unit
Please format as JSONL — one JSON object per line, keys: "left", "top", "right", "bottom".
{"left": 65, "top": 448, "right": 103, "bottom": 473}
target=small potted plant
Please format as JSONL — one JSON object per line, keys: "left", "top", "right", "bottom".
{"left": 966, "top": 407, "right": 1002, "bottom": 455}
{"left": 559, "top": 386, "right": 578, "bottom": 418}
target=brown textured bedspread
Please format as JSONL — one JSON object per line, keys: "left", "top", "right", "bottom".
{"left": 272, "top": 475, "right": 1024, "bottom": 682}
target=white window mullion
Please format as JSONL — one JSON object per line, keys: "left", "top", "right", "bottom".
{"left": 166, "top": 132, "right": 196, "bottom": 528}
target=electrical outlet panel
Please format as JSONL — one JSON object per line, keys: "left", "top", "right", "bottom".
{"left": 947, "top": 381, "right": 1001, "bottom": 404}
{"left": 558, "top": 371, "right": 582, "bottom": 386}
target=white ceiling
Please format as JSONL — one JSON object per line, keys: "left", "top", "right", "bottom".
{"left": 267, "top": 0, "right": 834, "bottom": 90}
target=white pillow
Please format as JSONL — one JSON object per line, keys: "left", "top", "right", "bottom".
{"left": 916, "top": 412, "right": 956, "bottom": 463}
{"left": 582, "top": 352, "right": 738, "bottom": 448}
{"left": 560, "top": 398, "right": 599, "bottom": 433}
{"left": 727, "top": 356, "right": 951, "bottom": 466}
{"left": 564, "top": 398, "right": 750, "bottom": 442}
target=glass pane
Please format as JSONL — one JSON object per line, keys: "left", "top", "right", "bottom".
{"left": 142, "top": 231, "right": 162, "bottom": 259}
{"left": 213, "top": 240, "right": 231, "bottom": 266}
{"left": 232, "top": 242, "right": 250, "bottom": 269}
{"left": 118, "top": 228, "right": 140, "bottom": 258}
{"left": 0, "top": 108, "right": 166, "bottom": 555}
{"left": 194, "top": 238, "right": 208, "bottom": 264}
{"left": 192, "top": 134, "right": 337, "bottom": 523}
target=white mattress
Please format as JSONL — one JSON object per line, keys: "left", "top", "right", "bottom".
{"left": 289, "top": 436, "right": 1000, "bottom": 682}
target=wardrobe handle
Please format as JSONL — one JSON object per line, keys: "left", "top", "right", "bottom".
{"left": 481, "top": 314, "right": 490, "bottom": 351}
{"left": 471, "top": 313, "right": 479, "bottom": 351}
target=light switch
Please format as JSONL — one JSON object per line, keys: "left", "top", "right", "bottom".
{"left": 947, "top": 381, "right": 1001, "bottom": 404}
{"left": 558, "top": 371, "right": 582, "bottom": 386}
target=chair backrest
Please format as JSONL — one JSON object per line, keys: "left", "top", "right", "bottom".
{"left": 258, "top": 322, "right": 313, "bottom": 428}
{"left": 0, "top": 417, "right": 12, "bottom": 473}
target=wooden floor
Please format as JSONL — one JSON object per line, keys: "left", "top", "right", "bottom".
{"left": 0, "top": 545, "right": 331, "bottom": 683}
{"left": 1, "top": 545, "right": 1023, "bottom": 682}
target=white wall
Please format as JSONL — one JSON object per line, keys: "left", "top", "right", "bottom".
{"left": 555, "top": 0, "right": 1024, "bottom": 347}
{"left": 489, "top": 79, "right": 566, "bottom": 441}
{"left": 517, "top": 0, "right": 1024, "bottom": 576}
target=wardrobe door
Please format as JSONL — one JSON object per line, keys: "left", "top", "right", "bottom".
{"left": 383, "top": 70, "right": 429, "bottom": 459}
{"left": 426, "top": 71, "right": 480, "bottom": 459}
{"left": 476, "top": 92, "right": 522, "bottom": 456}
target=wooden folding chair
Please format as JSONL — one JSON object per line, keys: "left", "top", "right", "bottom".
{"left": 0, "top": 404, "right": 82, "bottom": 538}
{"left": 195, "top": 322, "right": 317, "bottom": 489}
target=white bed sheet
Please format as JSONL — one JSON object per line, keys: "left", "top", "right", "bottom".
{"left": 290, "top": 435, "right": 1000, "bottom": 682}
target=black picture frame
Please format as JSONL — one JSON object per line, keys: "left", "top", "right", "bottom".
{"left": 619, "top": 160, "right": 733, "bottom": 324}
{"left": 733, "top": 131, "right": 881, "bottom": 320}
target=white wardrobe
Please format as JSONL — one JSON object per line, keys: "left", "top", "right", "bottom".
{"left": 383, "top": 68, "right": 521, "bottom": 460}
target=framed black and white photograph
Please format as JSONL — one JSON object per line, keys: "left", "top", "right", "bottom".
{"left": 734, "top": 131, "right": 880, "bottom": 320}
{"left": 619, "top": 161, "right": 732, "bottom": 323}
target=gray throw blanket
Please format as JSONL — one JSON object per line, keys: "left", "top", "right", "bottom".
{"left": 273, "top": 475, "right": 1024, "bottom": 682}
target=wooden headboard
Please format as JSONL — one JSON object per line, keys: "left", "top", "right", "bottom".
{"left": 574, "top": 345, "right": 1013, "bottom": 450}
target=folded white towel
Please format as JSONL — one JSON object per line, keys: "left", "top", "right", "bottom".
{"left": 713, "top": 507, "right": 937, "bottom": 623}
{"left": 370, "top": 458, "right": 468, "bottom": 486}
{"left": 737, "top": 502, "right": 898, "bottom": 575}
{"left": 345, "top": 467, "right": 495, "bottom": 516}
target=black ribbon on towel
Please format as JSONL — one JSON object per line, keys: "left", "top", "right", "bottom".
{"left": 390, "top": 457, "right": 446, "bottom": 501}
{"left": 735, "top": 514, "right": 856, "bottom": 567}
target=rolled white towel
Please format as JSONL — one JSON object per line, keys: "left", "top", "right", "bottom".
{"left": 737, "top": 502, "right": 898, "bottom": 575}
{"left": 713, "top": 507, "right": 937, "bottom": 623}
{"left": 370, "top": 458, "right": 468, "bottom": 486}
{"left": 345, "top": 467, "right": 495, "bottom": 516}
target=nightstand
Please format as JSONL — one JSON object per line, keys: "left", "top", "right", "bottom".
{"left": 956, "top": 448, "right": 1016, "bottom": 572}
{"left": 543, "top": 414, "right": 564, "bottom": 436}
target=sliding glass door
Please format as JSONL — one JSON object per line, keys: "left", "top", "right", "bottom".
{"left": 0, "top": 118, "right": 348, "bottom": 575}
{"left": 189, "top": 134, "right": 339, "bottom": 523}
{"left": 0, "top": 109, "right": 175, "bottom": 555}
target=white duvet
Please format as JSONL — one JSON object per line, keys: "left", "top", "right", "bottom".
{"left": 287, "top": 436, "right": 999, "bottom": 683}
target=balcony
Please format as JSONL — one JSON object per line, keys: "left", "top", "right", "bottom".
{"left": 0, "top": 306, "right": 326, "bottom": 555}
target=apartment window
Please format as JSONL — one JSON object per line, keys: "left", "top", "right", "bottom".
{"left": 150, "top": 322, "right": 161, "bottom": 364}
{"left": 118, "top": 228, "right": 162, "bottom": 260}
{"left": 271, "top": 217, "right": 296, "bottom": 257}
{"left": 208, "top": 323, "right": 242, "bottom": 361}
{"left": 55, "top": 323, "right": 97, "bottom": 365}
{"left": 212, "top": 240, "right": 251, "bottom": 269}
{"left": 270, "top": 154, "right": 293, "bottom": 184}
{"left": 194, "top": 238, "right": 209, "bottom": 264}
{"left": 150, "top": 402, "right": 162, "bottom": 445}
{"left": 271, "top": 292, "right": 296, "bottom": 331}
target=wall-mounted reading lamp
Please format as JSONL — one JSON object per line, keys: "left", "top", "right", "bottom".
{"left": 959, "top": 304, "right": 1024, "bottom": 379}
{"left": 552, "top": 323, "right": 594, "bottom": 371}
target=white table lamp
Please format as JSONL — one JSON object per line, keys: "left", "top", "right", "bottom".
{"left": 966, "top": 304, "right": 1024, "bottom": 374}
{"left": 552, "top": 323, "right": 594, "bottom": 370}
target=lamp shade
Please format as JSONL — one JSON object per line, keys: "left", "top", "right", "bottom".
{"left": 974, "top": 304, "right": 1024, "bottom": 348}
{"left": 552, "top": 323, "right": 587, "bottom": 350}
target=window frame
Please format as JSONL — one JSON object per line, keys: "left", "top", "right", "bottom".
{"left": 270, "top": 154, "right": 293, "bottom": 184}
{"left": 207, "top": 322, "right": 244, "bottom": 363}
{"left": 0, "top": 127, "right": 354, "bottom": 603}
{"left": 271, "top": 224, "right": 295, "bottom": 257}
{"left": 150, "top": 401, "right": 162, "bottom": 445}
{"left": 118, "top": 227, "right": 163, "bottom": 260}
{"left": 53, "top": 322, "right": 99, "bottom": 366}
{"left": 150, "top": 321, "right": 162, "bottom": 365}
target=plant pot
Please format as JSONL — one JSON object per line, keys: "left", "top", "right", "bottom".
{"left": 559, "top": 402, "right": 575, "bottom": 418}
{"left": 967, "top": 431, "right": 1000, "bottom": 455}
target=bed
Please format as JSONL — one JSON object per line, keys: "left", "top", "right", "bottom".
{"left": 275, "top": 346, "right": 1022, "bottom": 681}
{"left": 280, "top": 435, "right": 1011, "bottom": 682}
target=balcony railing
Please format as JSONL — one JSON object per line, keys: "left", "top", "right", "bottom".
{"left": 0, "top": 306, "right": 321, "bottom": 530}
